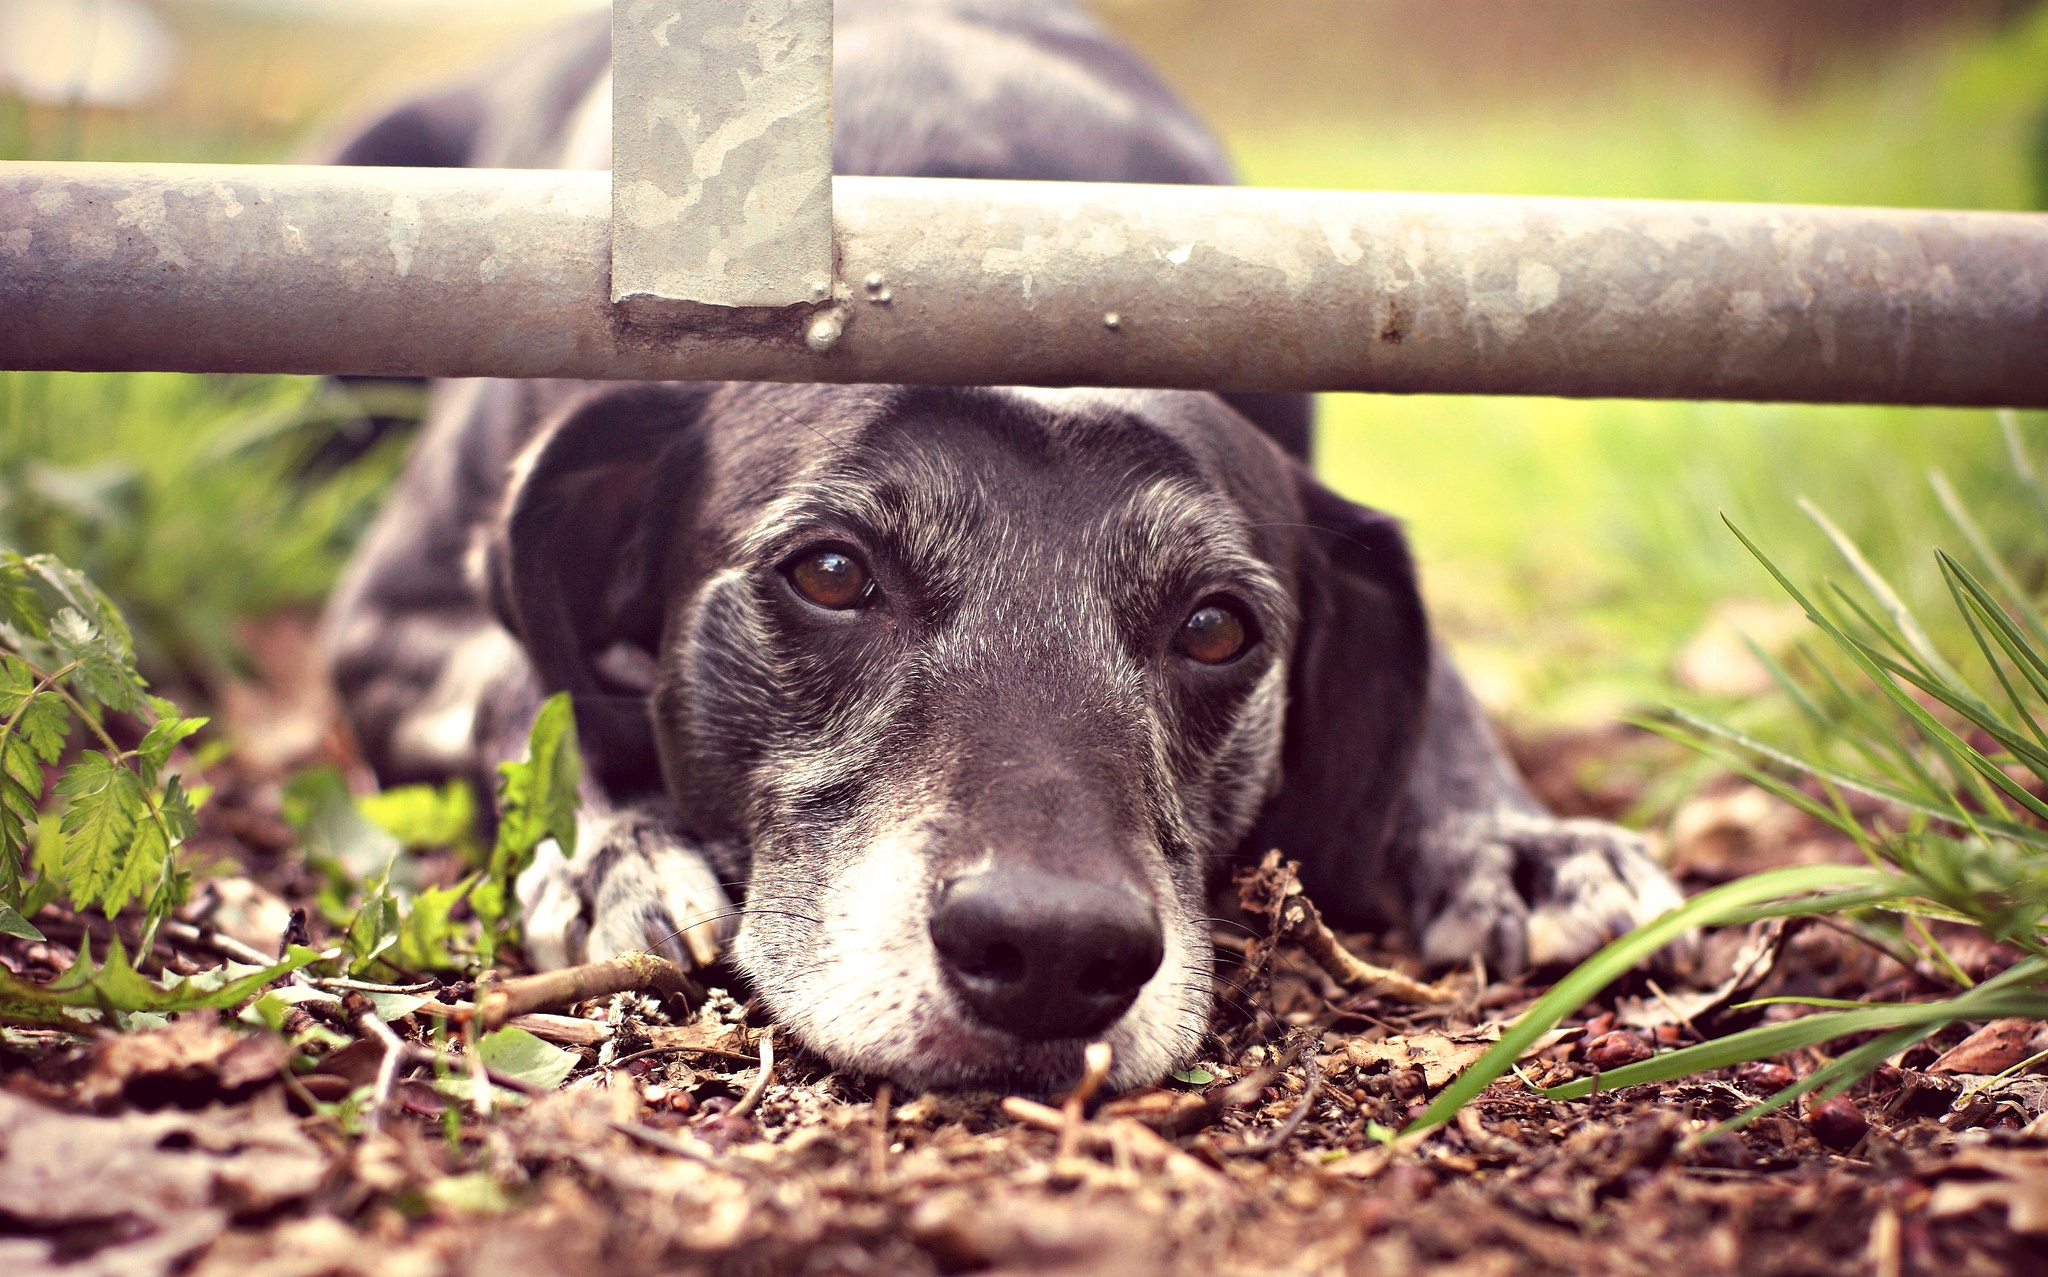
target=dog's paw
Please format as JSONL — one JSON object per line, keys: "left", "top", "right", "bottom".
{"left": 515, "top": 807, "right": 735, "bottom": 971}
{"left": 1414, "top": 809, "right": 1689, "bottom": 977}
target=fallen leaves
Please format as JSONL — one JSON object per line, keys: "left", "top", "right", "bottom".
{"left": 1926, "top": 1148, "right": 2048, "bottom": 1234}
{"left": 79, "top": 1013, "right": 288, "bottom": 1107}
{"left": 0, "top": 1088, "right": 326, "bottom": 1277}
{"left": 1929, "top": 1017, "right": 2048, "bottom": 1076}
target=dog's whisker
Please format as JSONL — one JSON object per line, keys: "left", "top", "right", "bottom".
{"left": 1197, "top": 915, "right": 1264, "bottom": 940}
{"left": 644, "top": 907, "right": 825, "bottom": 954}
{"left": 1170, "top": 981, "right": 1259, "bottom": 1027}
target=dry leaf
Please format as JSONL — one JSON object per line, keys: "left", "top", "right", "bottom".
{"left": 1615, "top": 919, "right": 1783, "bottom": 1030}
{"left": 1343, "top": 1033, "right": 1469, "bottom": 1088}
{"left": 80, "top": 1015, "right": 289, "bottom": 1107}
{"left": 1925, "top": 1148, "right": 2048, "bottom": 1233}
{"left": 1929, "top": 1018, "right": 2046, "bottom": 1076}
{"left": 0, "top": 1089, "right": 326, "bottom": 1277}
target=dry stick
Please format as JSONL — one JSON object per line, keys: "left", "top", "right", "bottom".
{"left": 1002, "top": 1096, "right": 1225, "bottom": 1186}
{"left": 159, "top": 919, "right": 277, "bottom": 968}
{"left": 509, "top": 1013, "right": 612, "bottom": 1047}
{"left": 355, "top": 1011, "right": 549, "bottom": 1132}
{"left": 868, "top": 1083, "right": 894, "bottom": 1183}
{"left": 610, "top": 1120, "right": 726, "bottom": 1165}
{"left": 1058, "top": 1041, "right": 1115, "bottom": 1160}
{"left": 358, "top": 1012, "right": 411, "bottom": 1135}
{"left": 1277, "top": 888, "right": 1455, "bottom": 1004}
{"left": 474, "top": 951, "right": 700, "bottom": 1030}
{"left": 464, "top": 1018, "right": 493, "bottom": 1120}
{"left": 1232, "top": 1051, "right": 1323, "bottom": 1156}
{"left": 727, "top": 1030, "right": 775, "bottom": 1120}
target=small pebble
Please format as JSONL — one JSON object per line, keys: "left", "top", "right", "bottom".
{"left": 642, "top": 1085, "right": 669, "bottom": 1106}
{"left": 1585, "top": 1031, "right": 1654, "bottom": 1071}
{"left": 1735, "top": 1062, "right": 1797, "bottom": 1093}
{"left": 1805, "top": 1096, "right": 1868, "bottom": 1151}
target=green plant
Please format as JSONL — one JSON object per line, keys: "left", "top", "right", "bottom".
{"left": 0, "top": 552, "right": 209, "bottom": 946}
{"left": 1408, "top": 413, "right": 2048, "bottom": 1139}
{"left": 296, "top": 693, "right": 583, "bottom": 979}
{"left": 0, "top": 371, "right": 415, "bottom": 683}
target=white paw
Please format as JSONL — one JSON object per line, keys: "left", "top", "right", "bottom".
{"left": 1417, "top": 810, "right": 1690, "bottom": 977}
{"left": 513, "top": 809, "right": 735, "bottom": 971}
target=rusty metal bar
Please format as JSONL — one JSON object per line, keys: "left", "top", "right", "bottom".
{"left": 2, "top": 161, "right": 2045, "bottom": 405}
{"left": 608, "top": 0, "right": 834, "bottom": 312}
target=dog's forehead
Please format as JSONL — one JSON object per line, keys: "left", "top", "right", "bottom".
{"left": 724, "top": 385, "right": 1292, "bottom": 563}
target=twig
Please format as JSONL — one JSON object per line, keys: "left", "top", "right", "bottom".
{"left": 474, "top": 952, "right": 701, "bottom": 1030}
{"left": 464, "top": 1018, "right": 493, "bottom": 1120}
{"left": 1232, "top": 1051, "right": 1323, "bottom": 1156}
{"left": 357, "top": 1012, "right": 411, "bottom": 1135}
{"left": 610, "top": 1120, "right": 724, "bottom": 1164}
{"left": 1058, "top": 1042, "right": 1114, "bottom": 1160}
{"left": 509, "top": 1013, "right": 612, "bottom": 1047}
{"left": 1644, "top": 977, "right": 1701, "bottom": 1038}
{"left": 1002, "top": 1095, "right": 1228, "bottom": 1187}
{"left": 355, "top": 1011, "right": 550, "bottom": 1131}
{"left": 868, "top": 1082, "right": 893, "bottom": 1182}
{"left": 316, "top": 977, "right": 439, "bottom": 995}
{"left": 159, "top": 919, "right": 277, "bottom": 968}
{"left": 727, "top": 1030, "right": 775, "bottom": 1120}
{"left": 1269, "top": 864, "right": 1455, "bottom": 1004}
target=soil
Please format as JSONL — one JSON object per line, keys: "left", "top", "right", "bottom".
{"left": 2, "top": 628, "right": 2044, "bottom": 1276}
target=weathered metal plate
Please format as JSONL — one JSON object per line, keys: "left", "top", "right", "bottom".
{"left": 610, "top": 0, "right": 833, "bottom": 310}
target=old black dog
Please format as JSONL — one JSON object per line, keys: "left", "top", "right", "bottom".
{"left": 323, "top": 0, "right": 1682, "bottom": 1092}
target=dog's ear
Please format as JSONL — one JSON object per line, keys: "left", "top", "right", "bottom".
{"left": 487, "top": 385, "right": 718, "bottom": 795}
{"left": 1249, "top": 469, "right": 1432, "bottom": 925}
{"left": 318, "top": 84, "right": 487, "bottom": 169}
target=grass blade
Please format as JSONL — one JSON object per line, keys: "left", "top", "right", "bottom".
{"left": 1651, "top": 708, "right": 2048, "bottom": 850}
{"left": 1401, "top": 864, "right": 1897, "bottom": 1136}
{"left": 1942, "top": 560, "right": 2048, "bottom": 756}
{"left": 1930, "top": 469, "right": 2048, "bottom": 649}
{"left": 2002, "top": 411, "right": 2048, "bottom": 542}
{"left": 1800, "top": 498, "right": 1966, "bottom": 688}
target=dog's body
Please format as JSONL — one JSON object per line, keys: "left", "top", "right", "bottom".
{"left": 325, "top": 0, "right": 1682, "bottom": 1092}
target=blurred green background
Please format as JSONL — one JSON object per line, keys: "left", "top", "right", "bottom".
{"left": 3, "top": 0, "right": 2046, "bottom": 727}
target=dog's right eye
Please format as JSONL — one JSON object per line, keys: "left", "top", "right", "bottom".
{"left": 785, "top": 547, "right": 873, "bottom": 610}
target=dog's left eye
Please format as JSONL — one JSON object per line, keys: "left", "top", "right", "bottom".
{"left": 1174, "top": 600, "right": 1255, "bottom": 665}
{"left": 786, "top": 547, "right": 873, "bottom": 609}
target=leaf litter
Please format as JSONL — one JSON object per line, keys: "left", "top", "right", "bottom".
{"left": 4, "top": 718, "right": 2048, "bottom": 1275}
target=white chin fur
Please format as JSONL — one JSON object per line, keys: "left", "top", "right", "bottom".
{"left": 732, "top": 825, "right": 1211, "bottom": 1094}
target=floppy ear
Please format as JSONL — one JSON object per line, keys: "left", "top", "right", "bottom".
{"left": 320, "top": 84, "right": 488, "bottom": 168}
{"left": 1248, "top": 470, "right": 1432, "bottom": 927}
{"left": 487, "top": 385, "right": 718, "bottom": 797}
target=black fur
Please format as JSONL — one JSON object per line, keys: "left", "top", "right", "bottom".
{"left": 322, "top": 0, "right": 1684, "bottom": 1091}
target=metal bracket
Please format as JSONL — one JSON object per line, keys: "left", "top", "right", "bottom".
{"left": 609, "top": 0, "right": 834, "bottom": 313}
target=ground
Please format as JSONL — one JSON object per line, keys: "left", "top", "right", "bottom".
{"left": 5, "top": 4, "right": 2048, "bottom": 1274}
{"left": 3, "top": 675, "right": 2043, "bottom": 1277}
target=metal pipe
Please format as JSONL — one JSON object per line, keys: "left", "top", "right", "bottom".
{"left": 609, "top": 0, "right": 834, "bottom": 311}
{"left": 3, "top": 161, "right": 2045, "bottom": 405}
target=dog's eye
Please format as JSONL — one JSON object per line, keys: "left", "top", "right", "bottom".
{"left": 1174, "top": 601, "right": 1253, "bottom": 665}
{"left": 787, "top": 548, "right": 872, "bottom": 609}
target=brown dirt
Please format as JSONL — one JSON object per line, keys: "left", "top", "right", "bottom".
{"left": 2, "top": 643, "right": 2044, "bottom": 1276}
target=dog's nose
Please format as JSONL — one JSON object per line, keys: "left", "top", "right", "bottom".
{"left": 929, "top": 869, "right": 1164, "bottom": 1041}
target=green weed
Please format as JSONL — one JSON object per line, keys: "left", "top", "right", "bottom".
{"left": 0, "top": 371, "right": 414, "bottom": 684}
{"left": 1408, "top": 415, "right": 2048, "bottom": 1139}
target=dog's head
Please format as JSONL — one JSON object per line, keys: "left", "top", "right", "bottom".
{"left": 489, "top": 383, "right": 1428, "bottom": 1091}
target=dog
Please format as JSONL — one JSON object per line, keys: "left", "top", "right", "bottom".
{"left": 322, "top": 0, "right": 1683, "bottom": 1093}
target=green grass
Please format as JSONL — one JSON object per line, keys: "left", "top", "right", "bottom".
{"left": 1219, "top": 6, "right": 2048, "bottom": 723}
{"left": 0, "top": 373, "right": 410, "bottom": 686}
{"left": 4, "top": 5, "right": 2045, "bottom": 724}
